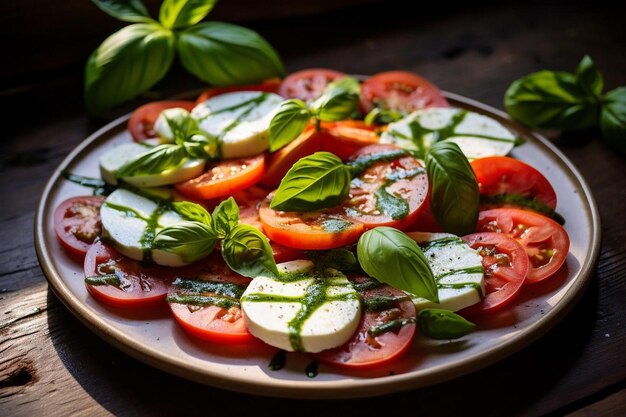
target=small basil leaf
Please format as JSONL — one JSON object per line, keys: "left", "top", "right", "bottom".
{"left": 85, "top": 24, "right": 175, "bottom": 115}
{"left": 212, "top": 197, "right": 239, "bottom": 237}
{"left": 425, "top": 141, "right": 479, "bottom": 236}
{"left": 418, "top": 308, "right": 476, "bottom": 339}
{"left": 91, "top": 0, "right": 154, "bottom": 23}
{"left": 270, "top": 152, "right": 351, "bottom": 211}
{"left": 116, "top": 144, "right": 187, "bottom": 177}
{"left": 177, "top": 22, "right": 285, "bottom": 86}
{"left": 357, "top": 227, "right": 438, "bottom": 302}
{"left": 222, "top": 224, "right": 278, "bottom": 278}
{"left": 269, "top": 99, "right": 312, "bottom": 152}
{"left": 159, "top": 0, "right": 216, "bottom": 29}
{"left": 154, "top": 107, "right": 193, "bottom": 142}
{"left": 576, "top": 55, "right": 603, "bottom": 99}
{"left": 600, "top": 87, "right": 626, "bottom": 154}
{"left": 311, "top": 76, "right": 360, "bottom": 122}
{"left": 183, "top": 134, "right": 220, "bottom": 159}
{"left": 172, "top": 201, "right": 212, "bottom": 226}
{"left": 153, "top": 221, "right": 217, "bottom": 263}
{"left": 364, "top": 108, "right": 404, "bottom": 126}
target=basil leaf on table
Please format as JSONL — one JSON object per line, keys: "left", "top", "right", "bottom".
{"left": 212, "top": 197, "right": 240, "bottom": 237}
{"left": 311, "top": 76, "right": 360, "bottom": 122}
{"left": 222, "top": 224, "right": 278, "bottom": 278}
{"left": 356, "top": 227, "right": 438, "bottom": 302}
{"left": 268, "top": 99, "right": 312, "bottom": 152}
{"left": 159, "top": 0, "right": 216, "bottom": 29}
{"left": 425, "top": 141, "right": 479, "bottom": 236}
{"left": 116, "top": 144, "right": 187, "bottom": 177}
{"left": 85, "top": 23, "right": 175, "bottom": 114}
{"left": 91, "top": 0, "right": 155, "bottom": 23}
{"left": 270, "top": 152, "right": 351, "bottom": 212}
{"left": 418, "top": 308, "right": 476, "bottom": 339}
{"left": 172, "top": 201, "right": 212, "bottom": 226}
{"left": 600, "top": 87, "right": 626, "bottom": 154}
{"left": 152, "top": 221, "right": 217, "bottom": 263}
{"left": 177, "top": 22, "right": 285, "bottom": 86}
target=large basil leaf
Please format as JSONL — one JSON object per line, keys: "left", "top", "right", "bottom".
{"left": 159, "top": 0, "right": 216, "bottom": 29}
{"left": 116, "top": 144, "right": 186, "bottom": 177}
{"left": 357, "top": 227, "right": 438, "bottom": 302}
{"left": 601, "top": 87, "right": 626, "bottom": 154}
{"left": 212, "top": 197, "right": 239, "bottom": 237}
{"left": 269, "top": 99, "right": 312, "bottom": 152}
{"left": 172, "top": 201, "right": 212, "bottom": 226}
{"left": 576, "top": 55, "right": 603, "bottom": 98}
{"left": 425, "top": 141, "right": 479, "bottom": 236}
{"left": 418, "top": 308, "right": 475, "bottom": 339}
{"left": 85, "top": 24, "right": 175, "bottom": 114}
{"left": 91, "top": 0, "right": 154, "bottom": 23}
{"left": 177, "top": 22, "right": 285, "bottom": 86}
{"left": 153, "top": 221, "right": 217, "bottom": 263}
{"left": 270, "top": 152, "right": 351, "bottom": 211}
{"left": 222, "top": 224, "right": 278, "bottom": 278}
{"left": 311, "top": 76, "right": 360, "bottom": 122}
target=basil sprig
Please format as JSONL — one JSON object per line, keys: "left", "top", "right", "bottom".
{"left": 173, "top": 201, "right": 213, "bottom": 225}
{"left": 505, "top": 55, "right": 625, "bottom": 154}
{"left": 425, "top": 141, "right": 479, "bottom": 236}
{"left": 212, "top": 197, "right": 239, "bottom": 237}
{"left": 268, "top": 77, "right": 361, "bottom": 151}
{"left": 418, "top": 309, "right": 476, "bottom": 339}
{"left": 86, "top": 0, "right": 284, "bottom": 114}
{"left": 357, "top": 227, "right": 438, "bottom": 302}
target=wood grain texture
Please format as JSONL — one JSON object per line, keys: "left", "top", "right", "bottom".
{"left": 2, "top": 1, "right": 625, "bottom": 416}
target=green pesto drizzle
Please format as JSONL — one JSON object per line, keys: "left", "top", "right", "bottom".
{"left": 167, "top": 294, "right": 240, "bottom": 309}
{"left": 374, "top": 182, "right": 409, "bottom": 220}
{"left": 85, "top": 274, "right": 120, "bottom": 287}
{"left": 481, "top": 193, "right": 565, "bottom": 224}
{"left": 320, "top": 218, "right": 351, "bottom": 233}
{"left": 368, "top": 317, "right": 416, "bottom": 337}
{"left": 438, "top": 282, "right": 484, "bottom": 297}
{"left": 453, "top": 133, "right": 516, "bottom": 143}
{"left": 352, "top": 278, "right": 384, "bottom": 292}
{"left": 431, "top": 110, "right": 468, "bottom": 143}
{"left": 199, "top": 93, "right": 269, "bottom": 118}
{"left": 420, "top": 236, "right": 464, "bottom": 251}
{"left": 171, "top": 278, "right": 246, "bottom": 299}
{"left": 364, "top": 295, "right": 411, "bottom": 312}
{"left": 347, "top": 149, "right": 408, "bottom": 176}
{"left": 385, "top": 167, "right": 425, "bottom": 181}
{"left": 305, "top": 360, "right": 319, "bottom": 378}
{"left": 139, "top": 202, "right": 169, "bottom": 251}
{"left": 62, "top": 171, "right": 115, "bottom": 196}
{"left": 268, "top": 350, "right": 286, "bottom": 371}
{"left": 102, "top": 202, "right": 146, "bottom": 220}
{"left": 436, "top": 265, "right": 485, "bottom": 280}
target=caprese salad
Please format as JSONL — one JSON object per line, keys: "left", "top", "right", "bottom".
{"left": 54, "top": 69, "right": 570, "bottom": 373}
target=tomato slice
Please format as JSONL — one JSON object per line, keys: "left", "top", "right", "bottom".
{"left": 315, "top": 275, "right": 416, "bottom": 369}
{"left": 460, "top": 232, "right": 529, "bottom": 314}
{"left": 167, "top": 254, "right": 253, "bottom": 344}
{"left": 319, "top": 120, "right": 380, "bottom": 161}
{"left": 345, "top": 144, "right": 429, "bottom": 230}
{"left": 128, "top": 100, "right": 195, "bottom": 142}
{"left": 278, "top": 68, "right": 346, "bottom": 101}
{"left": 175, "top": 154, "right": 265, "bottom": 200}
{"left": 259, "top": 192, "right": 365, "bottom": 250}
{"left": 54, "top": 196, "right": 105, "bottom": 258}
{"left": 360, "top": 71, "right": 448, "bottom": 113}
{"left": 84, "top": 241, "right": 173, "bottom": 308}
{"left": 476, "top": 208, "right": 569, "bottom": 284}
{"left": 195, "top": 78, "right": 281, "bottom": 105}
{"left": 471, "top": 156, "right": 557, "bottom": 210}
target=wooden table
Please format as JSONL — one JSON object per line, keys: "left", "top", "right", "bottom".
{"left": 2, "top": 2, "right": 625, "bottom": 415}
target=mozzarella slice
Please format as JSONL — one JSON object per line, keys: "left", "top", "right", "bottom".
{"left": 192, "top": 91, "right": 283, "bottom": 159}
{"left": 380, "top": 108, "right": 516, "bottom": 159}
{"left": 153, "top": 107, "right": 190, "bottom": 143}
{"left": 405, "top": 232, "right": 485, "bottom": 312}
{"left": 241, "top": 260, "right": 361, "bottom": 353}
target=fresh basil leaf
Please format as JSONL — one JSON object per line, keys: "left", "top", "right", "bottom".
{"left": 576, "top": 55, "right": 603, "bottom": 99}
{"left": 357, "top": 227, "right": 438, "bottom": 302}
{"left": 159, "top": 0, "right": 216, "bottom": 29}
{"left": 85, "top": 24, "right": 175, "bottom": 114}
{"left": 172, "top": 201, "right": 212, "bottom": 226}
{"left": 91, "top": 0, "right": 154, "bottom": 23}
{"left": 116, "top": 144, "right": 186, "bottom": 177}
{"left": 212, "top": 197, "right": 239, "bottom": 237}
{"left": 426, "top": 141, "right": 479, "bottom": 236}
{"left": 177, "top": 22, "right": 285, "bottom": 86}
{"left": 222, "top": 224, "right": 278, "bottom": 278}
{"left": 153, "top": 221, "right": 217, "bottom": 263}
{"left": 307, "top": 248, "right": 359, "bottom": 273}
{"left": 269, "top": 99, "right": 312, "bottom": 152}
{"left": 158, "top": 108, "right": 200, "bottom": 144}
{"left": 601, "top": 87, "right": 626, "bottom": 154}
{"left": 270, "top": 152, "right": 351, "bottom": 211}
{"left": 183, "top": 133, "right": 220, "bottom": 159}
{"left": 311, "top": 76, "right": 360, "bottom": 122}
{"left": 154, "top": 107, "right": 192, "bottom": 142}
{"left": 418, "top": 308, "right": 475, "bottom": 339}
{"left": 364, "top": 108, "right": 404, "bottom": 126}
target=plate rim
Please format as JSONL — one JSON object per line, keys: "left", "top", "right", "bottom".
{"left": 34, "top": 91, "right": 602, "bottom": 399}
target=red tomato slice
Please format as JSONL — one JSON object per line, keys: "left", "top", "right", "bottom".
{"left": 471, "top": 156, "right": 557, "bottom": 209}
{"left": 278, "top": 68, "right": 346, "bottom": 101}
{"left": 128, "top": 100, "right": 195, "bottom": 142}
{"left": 460, "top": 232, "right": 529, "bottom": 314}
{"left": 345, "top": 144, "right": 429, "bottom": 230}
{"left": 476, "top": 208, "right": 569, "bottom": 284}
{"left": 54, "top": 196, "right": 105, "bottom": 258}
{"left": 175, "top": 154, "right": 265, "bottom": 200}
{"left": 319, "top": 120, "right": 380, "bottom": 161}
{"left": 84, "top": 241, "right": 173, "bottom": 308}
{"left": 167, "top": 254, "right": 253, "bottom": 344}
{"left": 408, "top": 192, "right": 442, "bottom": 232}
{"left": 360, "top": 71, "right": 448, "bottom": 113}
{"left": 315, "top": 275, "right": 416, "bottom": 369}
{"left": 195, "top": 78, "right": 281, "bottom": 105}
{"left": 260, "top": 126, "right": 322, "bottom": 187}
{"left": 259, "top": 192, "right": 365, "bottom": 250}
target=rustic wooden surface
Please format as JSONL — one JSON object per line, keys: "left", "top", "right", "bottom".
{"left": 2, "top": 1, "right": 625, "bottom": 416}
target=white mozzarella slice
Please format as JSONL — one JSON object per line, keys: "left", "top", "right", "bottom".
{"left": 99, "top": 142, "right": 153, "bottom": 185}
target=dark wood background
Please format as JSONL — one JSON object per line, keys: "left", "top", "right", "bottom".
{"left": 2, "top": 1, "right": 625, "bottom": 416}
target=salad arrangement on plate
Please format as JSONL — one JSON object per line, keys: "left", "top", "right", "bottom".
{"left": 54, "top": 69, "right": 570, "bottom": 372}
